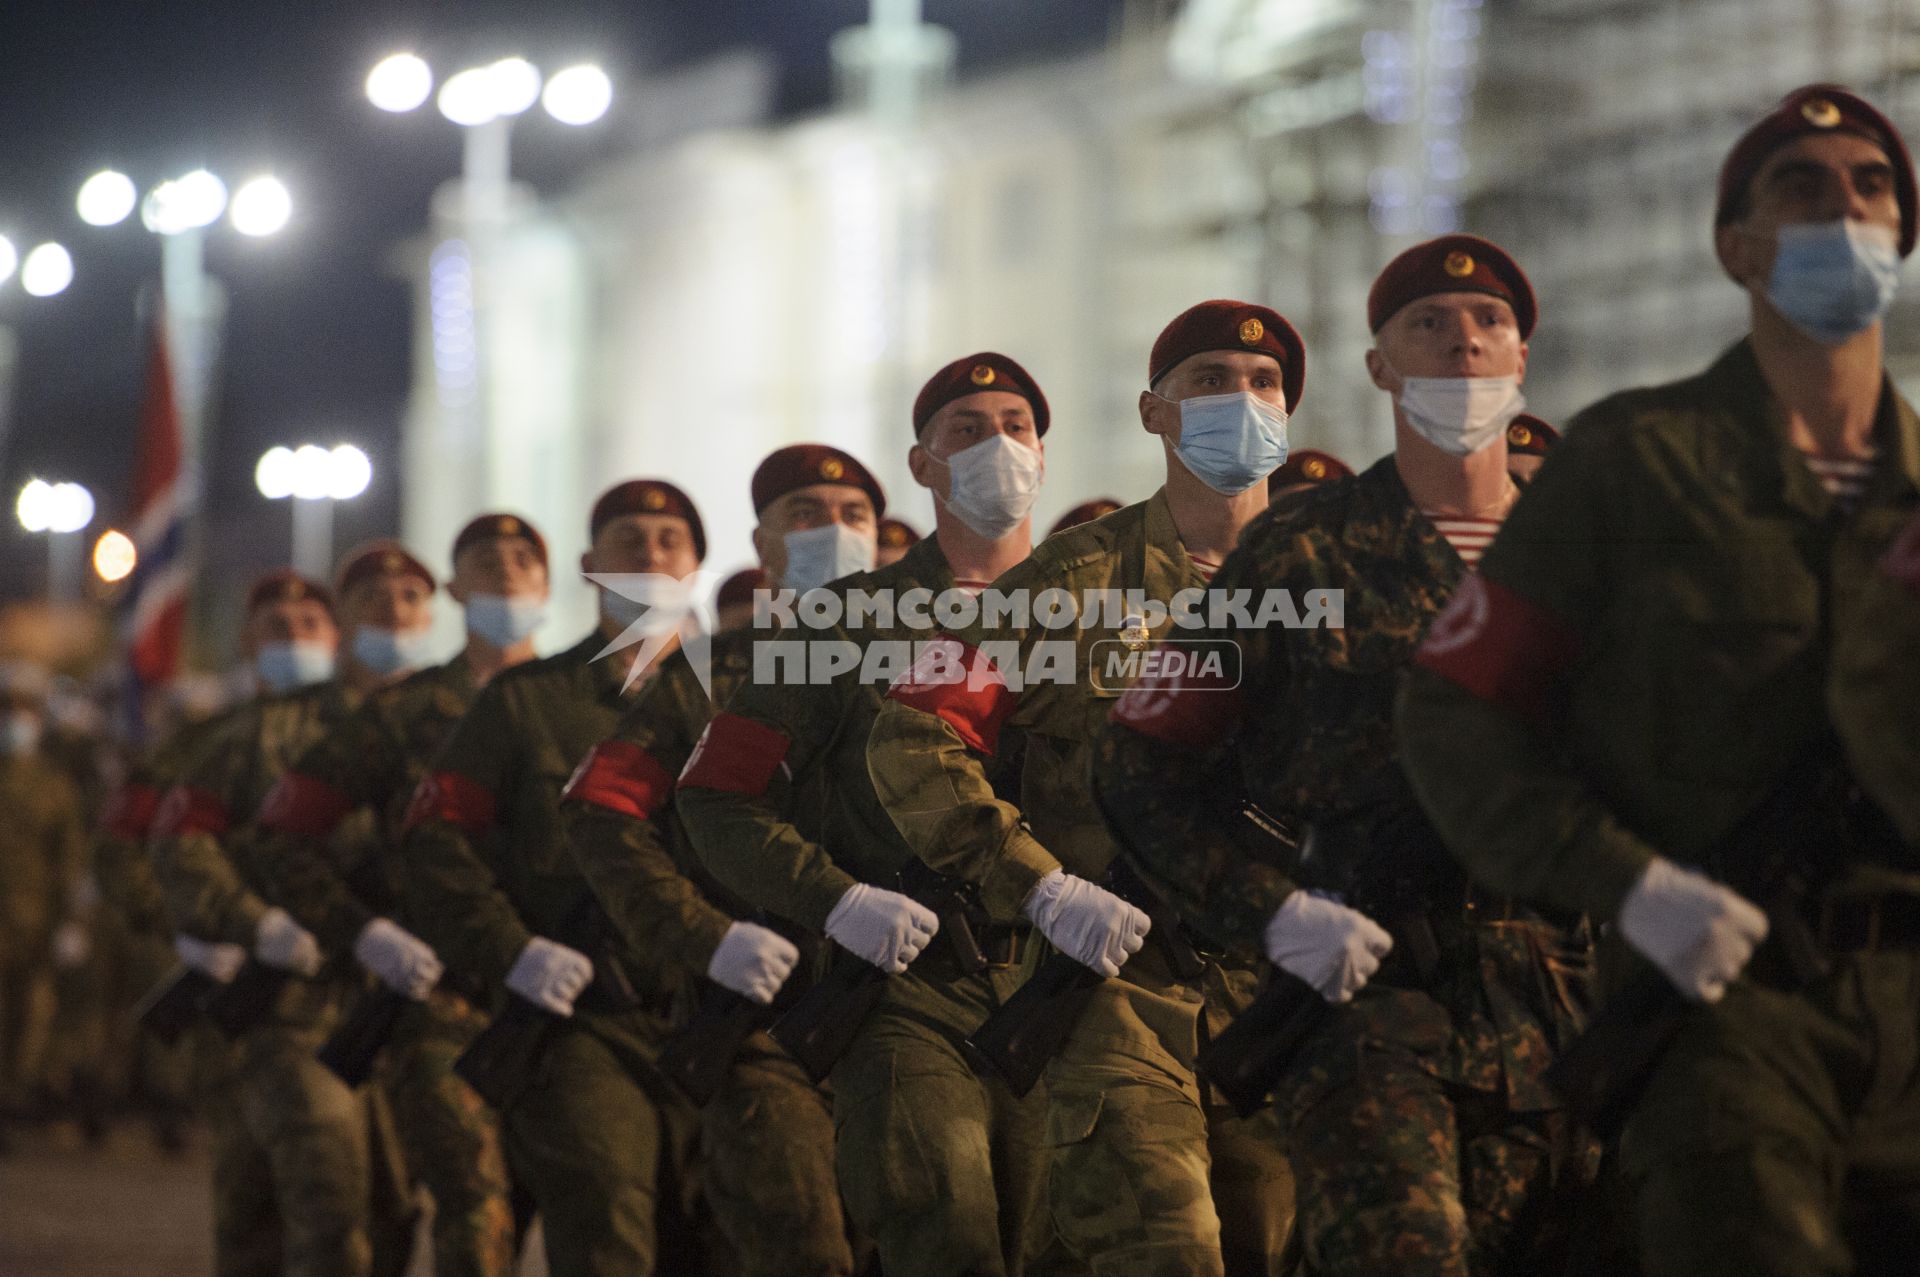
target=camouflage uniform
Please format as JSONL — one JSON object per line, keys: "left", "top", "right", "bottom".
{"left": 1398, "top": 340, "right": 1920, "bottom": 1277}
{"left": 400, "top": 632, "right": 706, "bottom": 1277}
{"left": 1831, "top": 507, "right": 1920, "bottom": 844}
{"left": 677, "top": 534, "right": 1055, "bottom": 1277}
{"left": 563, "top": 625, "right": 853, "bottom": 1277}
{"left": 866, "top": 492, "right": 1294, "bottom": 1276}
{"left": 1096, "top": 457, "right": 1599, "bottom": 1276}
{"left": 148, "top": 682, "right": 381, "bottom": 1277}
{"left": 0, "top": 748, "right": 86, "bottom": 1114}
{"left": 253, "top": 656, "right": 518, "bottom": 1277}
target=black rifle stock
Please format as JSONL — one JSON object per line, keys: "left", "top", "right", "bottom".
{"left": 453, "top": 991, "right": 559, "bottom": 1113}
{"left": 771, "top": 860, "right": 988, "bottom": 1084}
{"left": 204, "top": 960, "right": 293, "bottom": 1039}
{"left": 658, "top": 983, "right": 773, "bottom": 1105}
{"left": 318, "top": 986, "right": 412, "bottom": 1088}
{"left": 134, "top": 965, "right": 221, "bottom": 1043}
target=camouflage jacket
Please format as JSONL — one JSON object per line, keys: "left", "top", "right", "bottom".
{"left": 1096, "top": 455, "right": 1590, "bottom": 1110}
{"left": 1833, "top": 508, "right": 1920, "bottom": 844}
{"left": 1398, "top": 340, "right": 1920, "bottom": 919}
{"left": 250, "top": 657, "right": 481, "bottom": 956}
{"left": 866, "top": 489, "right": 1211, "bottom": 922}
{"left": 400, "top": 631, "right": 643, "bottom": 995}
{"left": 678, "top": 534, "right": 956, "bottom": 933}
{"left": 0, "top": 749, "right": 87, "bottom": 959}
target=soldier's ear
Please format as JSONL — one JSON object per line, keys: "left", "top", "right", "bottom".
{"left": 907, "top": 442, "right": 935, "bottom": 490}
{"left": 1363, "top": 346, "right": 1396, "bottom": 394}
{"left": 1139, "top": 390, "right": 1169, "bottom": 437}
{"left": 1715, "top": 220, "right": 1765, "bottom": 288}
{"left": 1514, "top": 341, "right": 1529, "bottom": 386}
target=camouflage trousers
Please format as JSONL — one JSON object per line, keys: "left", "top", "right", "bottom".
{"left": 705, "top": 1032, "right": 855, "bottom": 1277}
{"left": 831, "top": 967, "right": 1054, "bottom": 1277}
{"left": 386, "top": 992, "right": 517, "bottom": 1277}
{"left": 1622, "top": 948, "right": 1920, "bottom": 1277}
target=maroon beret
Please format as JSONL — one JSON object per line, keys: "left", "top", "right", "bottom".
{"left": 1271, "top": 449, "right": 1354, "bottom": 491}
{"left": 452, "top": 512, "right": 548, "bottom": 568}
{"left": 591, "top": 479, "right": 706, "bottom": 561}
{"left": 877, "top": 517, "right": 920, "bottom": 550}
{"left": 715, "top": 567, "right": 767, "bottom": 612}
{"left": 1048, "top": 498, "right": 1124, "bottom": 539}
{"left": 1148, "top": 301, "right": 1305, "bottom": 412}
{"left": 912, "top": 352, "right": 1050, "bottom": 437}
{"left": 1505, "top": 414, "right": 1559, "bottom": 458}
{"left": 1368, "top": 234, "right": 1537, "bottom": 339}
{"left": 750, "top": 444, "right": 887, "bottom": 519}
{"left": 335, "top": 540, "right": 435, "bottom": 598}
{"left": 247, "top": 569, "right": 335, "bottom": 617}
{"left": 1717, "top": 84, "right": 1916, "bottom": 257}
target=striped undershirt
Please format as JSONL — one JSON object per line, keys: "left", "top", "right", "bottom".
{"left": 951, "top": 578, "right": 991, "bottom": 597}
{"left": 1188, "top": 554, "right": 1220, "bottom": 581}
{"left": 1423, "top": 514, "right": 1503, "bottom": 567}
{"left": 1800, "top": 448, "right": 1877, "bottom": 511}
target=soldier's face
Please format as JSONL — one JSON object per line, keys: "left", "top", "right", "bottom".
{"left": 345, "top": 571, "right": 435, "bottom": 635}
{"left": 752, "top": 484, "right": 877, "bottom": 583}
{"left": 1365, "top": 293, "right": 1527, "bottom": 390}
{"left": 247, "top": 598, "right": 339, "bottom": 657}
{"left": 450, "top": 536, "right": 549, "bottom": 605}
{"left": 582, "top": 513, "right": 699, "bottom": 580}
{"left": 910, "top": 390, "right": 1042, "bottom": 493}
{"left": 1718, "top": 133, "right": 1903, "bottom": 284}
{"left": 1138, "top": 351, "right": 1286, "bottom": 442}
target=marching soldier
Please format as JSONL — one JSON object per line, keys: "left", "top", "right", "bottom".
{"left": 676, "top": 359, "right": 1057, "bottom": 1277}
{"left": 399, "top": 480, "right": 713, "bottom": 1277}
{"left": 867, "top": 304, "right": 1304, "bottom": 1275}
{"left": 1397, "top": 85, "right": 1920, "bottom": 1276}
{"left": 1503, "top": 414, "right": 1558, "bottom": 485}
{"left": 563, "top": 442, "right": 894, "bottom": 1277}
{"left": 1267, "top": 449, "right": 1354, "bottom": 506}
{"left": 1097, "top": 237, "right": 1598, "bottom": 1274}
{"left": 249, "top": 513, "right": 554, "bottom": 1276}
{"left": 877, "top": 517, "right": 922, "bottom": 568}
{"left": 713, "top": 568, "right": 768, "bottom": 634}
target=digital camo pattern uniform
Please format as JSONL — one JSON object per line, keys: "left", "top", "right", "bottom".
{"left": 148, "top": 682, "right": 383, "bottom": 1277}
{"left": 1831, "top": 507, "right": 1920, "bottom": 845}
{"left": 0, "top": 746, "right": 86, "bottom": 1112}
{"left": 866, "top": 492, "right": 1295, "bottom": 1277}
{"left": 1097, "top": 456, "right": 1599, "bottom": 1277}
{"left": 400, "top": 632, "right": 706, "bottom": 1277}
{"left": 1398, "top": 341, "right": 1920, "bottom": 1277}
{"left": 253, "top": 656, "right": 518, "bottom": 1277}
{"left": 677, "top": 533, "right": 1054, "bottom": 1277}
{"left": 562, "top": 624, "right": 854, "bottom": 1277}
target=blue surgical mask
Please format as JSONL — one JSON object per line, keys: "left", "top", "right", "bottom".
{"left": 1765, "top": 220, "right": 1902, "bottom": 345}
{"left": 256, "top": 641, "right": 335, "bottom": 694}
{"left": 1165, "top": 391, "right": 1289, "bottom": 494}
{"left": 465, "top": 593, "right": 546, "bottom": 648}
{"left": 782, "top": 523, "right": 876, "bottom": 594}
{"left": 599, "top": 576, "right": 696, "bottom": 638}
{"left": 351, "top": 627, "right": 435, "bottom": 678}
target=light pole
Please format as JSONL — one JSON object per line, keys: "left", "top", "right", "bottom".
{"left": 0, "top": 231, "right": 75, "bottom": 489}
{"left": 17, "top": 479, "right": 95, "bottom": 602}
{"left": 255, "top": 444, "right": 372, "bottom": 578}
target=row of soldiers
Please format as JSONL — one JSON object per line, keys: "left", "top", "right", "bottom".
{"left": 88, "top": 80, "right": 1920, "bottom": 1277}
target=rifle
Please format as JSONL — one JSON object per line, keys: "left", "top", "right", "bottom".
{"left": 134, "top": 965, "right": 221, "bottom": 1044}
{"left": 1544, "top": 746, "right": 1861, "bottom": 1138}
{"left": 657, "top": 983, "right": 774, "bottom": 1106}
{"left": 203, "top": 960, "right": 294, "bottom": 1039}
{"left": 770, "top": 860, "right": 989, "bottom": 1084}
{"left": 318, "top": 986, "right": 412, "bottom": 1087}
{"left": 964, "top": 851, "right": 1212, "bottom": 1099}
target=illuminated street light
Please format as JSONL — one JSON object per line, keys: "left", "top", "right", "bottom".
{"left": 93, "top": 529, "right": 137, "bottom": 583}
{"left": 230, "top": 176, "right": 293, "bottom": 237}
{"left": 142, "top": 169, "right": 230, "bottom": 235}
{"left": 487, "top": 57, "right": 543, "bottom": 116}
{"left": 18, "top": 480, "right": 95, "bottom": 601}
{"left": 254, "top": 445, "right": 296, "bottom": 499}
{"left": 542, "top": 64, "right": 612, "bottom": 125}
{"left": 77, "top": 169, "right": 138, "bottom": 227}
{"left": 21, "top": 243, "right": 74, "bottom": 297}
{"left": 437, "top": 66, "right": 500, "bottom": 126}
{"left": 327, "top": 444, "right": 372, "bottom": 500}
{"left": 258, "top": 443, "right": 373, "bottom": 575}
{"left": 367, "top": 52, "right": 434, "bottom": 113}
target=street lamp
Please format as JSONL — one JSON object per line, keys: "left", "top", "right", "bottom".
{"left": 17, "top": 479, "right": 95, "bottom": 601}
{"left": 256, "top": 443, "right": 371, "bottom": 577}
{"left": 20, "top": 243, "right": 74, "bottom": 297}
{"left": 93, "top": 528, "right": 137, "bottom": 584}
{"left": 77, "top": 170, "right": 138, "bottom": 227}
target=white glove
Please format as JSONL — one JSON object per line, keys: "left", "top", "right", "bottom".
{"left": 824, "top": 883, "right": 939, "bottom": 974}
{"left": 51, "top": 920, "right": 91, "bottom": 969}
{"left": 506, "top": 937, "right": 595, "bottom": 1016}
{"left": 1265, "top": 891, "right": 1393, "bottom": 1004}
{"left": 1022, "top": 870, "right": 1151, "bottom": 978}
{"left": 354, "top": 918, "right": 444, "bottom": 1000}
{"left": 1618, "top": 858, "right": 1769, "bottom": 1003}
{"left": 255, "top": 907, "right": 324, "bottom": 977}
{"left": 706, "top": 921, "right": 801, "bottom": 1005}
{"left": 175, "top": 934, "right": 247, "bottom": 983}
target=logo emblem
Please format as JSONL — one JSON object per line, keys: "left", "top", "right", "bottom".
{"left": 1120, "top": 613, "right": 1151, "bottom": 652}
{"left": 498, "top": 517, "right": 520, "bottom": 535}
{"left": 383, "top": 551, "right": 405, "bottom": 571}
{"left": 1303, "top": 458, "right": 1327, "bottom": 480}
{"left": 969, "top": 364, "right": 996, "bottom": 385}
{"left": 820, "top": 457, "right": 845, "bottom": 480}
{"left": 1507, "top": 423, "right": 1532, "bottom": 447}
{"left": 1801, "top": 98, "right": 1842, "bottom": 128}
{"left": 1444, "top": 251, "right": 1475, "bottom": 277}
{"left": 640, "top": 487, "right": 667, "bottom": 511}
{"left": 1238, "top": 317, "right": 1265, "bottom": 345}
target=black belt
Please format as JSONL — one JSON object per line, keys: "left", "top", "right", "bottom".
{"left": 1817, "top": 894, "right": 1920, "bottom": 952}
{"left": 978, "top": 922, "right": 1027, "bottom": 969}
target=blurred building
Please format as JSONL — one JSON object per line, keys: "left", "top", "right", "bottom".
{"left": 401, "top": 0, "right": 1920, "bottom": 642}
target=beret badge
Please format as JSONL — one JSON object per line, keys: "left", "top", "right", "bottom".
{"left": 1443, "top": 251, "right": 1475, "bottom": 277}
{"left": 1237, "top": 316, "right": 1265, "bottom": 345}
{"left": 969, "top": 364, "right": 996, "bottom": 386}
{"left": 1801, "top": 97, "right": 1842, "bottom": 128}
{"left": 820, "top": 457, "right": 845, "bottom": 480}
{"left": 1507, "top": 423, "right": 1532, "bottom": 446}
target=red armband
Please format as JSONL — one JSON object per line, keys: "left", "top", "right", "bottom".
{"left": 679, "top": 714, "right": 791, "bottom": 798}
{"left": 883, "top": 637, "right": 1016, "bottom": 756}
{"left": 562, "top": 739, "right": 675, "bottom": 819}
{"left": 257, "top": 772, "right": 356, "bottom": 838}
{"left": 1110, "top": 660, "right": 1244, "bottom": 747}
{"left": 1413, "top": 574, "right": 1581, "bottom": 721}
{"left": 99, "top": 782, "right": 163, "bottom": 841}
{"left": 152, "top": 785, "right": 232, "bottom": 840}
{"left": 1883, "top": 510, "right": 1920, "bottom": 595}
{"left": 403, "top": 771, "right": 498, "bottom": 837}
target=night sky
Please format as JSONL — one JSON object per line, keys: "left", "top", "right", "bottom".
{"left": 0, "top": 0, "right": 1128, "bottom": 601}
